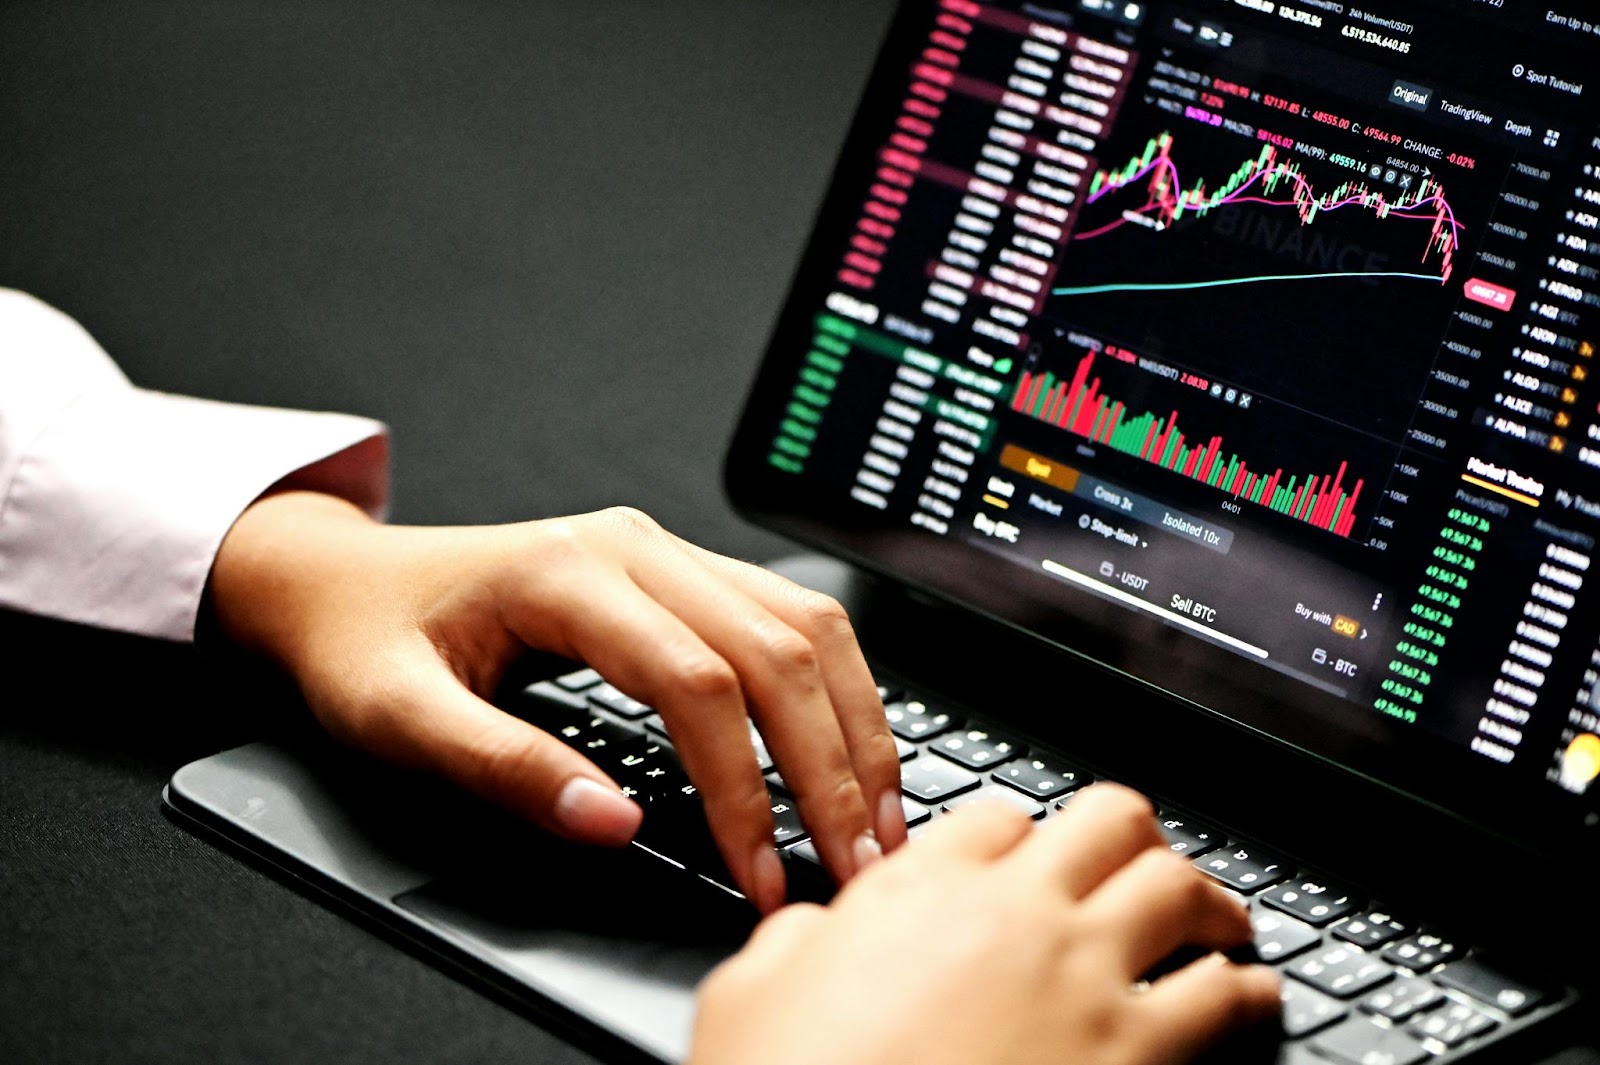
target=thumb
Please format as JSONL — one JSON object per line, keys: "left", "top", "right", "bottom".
{"left": 352, "top": 658, "right": 644, "bottom": 847}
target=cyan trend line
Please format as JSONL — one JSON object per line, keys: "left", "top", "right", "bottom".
{"left": 1053, "top": 270, "right": 1447, "bottom": 297}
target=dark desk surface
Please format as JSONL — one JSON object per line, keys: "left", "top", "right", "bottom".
{"left": 0, "top": 3, "right": 893, "bottom": 1060}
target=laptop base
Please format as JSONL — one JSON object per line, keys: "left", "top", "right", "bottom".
{"left": 165, "top": 554, "right": 1589, "bottom": 1065}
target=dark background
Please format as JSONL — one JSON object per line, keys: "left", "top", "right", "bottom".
{"left": 0, "top": 2, "right": 894, "bottom": 1061}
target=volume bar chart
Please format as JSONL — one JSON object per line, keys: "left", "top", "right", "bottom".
{"left": 1013, "top": 351, "right": 1365, "bottom": 537}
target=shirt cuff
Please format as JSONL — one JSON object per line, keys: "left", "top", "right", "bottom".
{"left": 0, "top": 386, "right": 387, "bottom": 642}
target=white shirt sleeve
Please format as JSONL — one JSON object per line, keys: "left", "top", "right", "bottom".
{"left": 0, "top": 289, "right": 388, "bottom": 641}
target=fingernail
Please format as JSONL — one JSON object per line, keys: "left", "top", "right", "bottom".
{"left": 554, "top": 777, "right": 642, "bottom": 846}
{"left": 750, "top": 844, "right": 787, "bottom": 914}
{"left": 852, "top": 830, "right": 883, "bottom": 874}
{"left": 876, "top": 790, "right": 907, "bottom": 850}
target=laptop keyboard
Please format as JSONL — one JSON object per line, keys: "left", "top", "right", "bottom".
{"left": 512, "top": 669, "right": 1570, "bottom": 1064}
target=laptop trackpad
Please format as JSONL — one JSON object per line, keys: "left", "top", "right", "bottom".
{"left": 395, "top": 849, "right": 755, "bottom": 1064}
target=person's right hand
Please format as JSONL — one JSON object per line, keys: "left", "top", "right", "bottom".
{"left": 690, "top": 784, "right": 1281, "bottom": 1065}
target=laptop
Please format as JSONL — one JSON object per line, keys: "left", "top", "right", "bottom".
{"left": 166, "top": 1, "right": 1600, "bottom": 1062}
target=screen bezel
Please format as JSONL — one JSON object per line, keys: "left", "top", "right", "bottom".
{"left": 724, "top": 0, "right": 1600, "bottom": 858}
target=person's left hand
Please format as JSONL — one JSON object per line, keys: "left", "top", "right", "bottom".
{"left": 207, "top": 491, "right": 907, "bottom": 912}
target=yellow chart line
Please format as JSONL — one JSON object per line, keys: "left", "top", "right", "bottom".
{"left": 1460, "top": 473, "right": 1540, "bottom": 508}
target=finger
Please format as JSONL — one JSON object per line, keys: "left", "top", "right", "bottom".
{"left": 343, "top": 650, "right": 644, "bottom": 847}
{"left": 499, "top": 559, "right": 784, "bottom": 912}
{"left": 617, "top": 538, "right": 881, "bottom": 887}
{"left": 697, "top": 902, "right": 830, "bottom": 1013}
{"left": 905, "top": 799, "right": 1036, "bottom": 865}
{"left": 678, "top": 547, "right": 906, "bottom": 852}
{"left": 1131, "top": 954, "right": 1281, "bottom": 1065}
{"left": 695, "top": 901, "right": 832, "bottom": 1049}
{"left": 1077, "top": 849, "right": 1254, "bottom": 977}
{"left": 737, "top": 903, "right": 830, "bottom": 972}
{"left": 1009, "top": 783, "right": 1162, "bottom": 897}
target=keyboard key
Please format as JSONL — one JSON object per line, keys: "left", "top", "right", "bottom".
{"left": 1313, "top": 1017, "right": 1428, "bottom": 1065}
{"left": 1432, "top": 957, "right": 1552, "bottom": 1016}
{"left": 1251, "top": 911, "right": 1321, "bottom": 963}
{"left": 901, "top": 757, "right": 981, "bottom": 803}
{"left": 1406, "top": 1001, "right": 1497, "bottom": 1048}
{"left": 777, "top": 838, "right": 833, "bottom": 902}
{"left": 931, "top": 729, "right": 1025, "bottom": 770}
{"left": 1381, "top": 931, "right": 1462, "bottom": 972}
{"left": 1193, "top": 845, "right": 1291, "bottom": 894}
{"left": 1261, "top": 878, "right": 1361, "bottom": 927}
{"left": 1288, "top": 945, "right": 1394, "bottom": 999}
{"left": 895, "top": 737, "right": 917, "bottom": 761}
{"left": 786, "top": 839, "right": 823, "bottom": 866}
{"left": 1276, "top": 1047, "right": 1333, "bottom": 1065}
{"left": 1332, "top": 910, "right": 1410, "bottom": 949}
{"left": 768, "top": 795, "right": 808, "bottom": 846}
{"left": 991, "top": 758, "right": 1090, "bottom": 800}
{"left": 642, "top": 713, "right": 671, "bottom": 738}
{"left": 612, "top": 740, "right": 689, "bottom": 801}
{"left": 515, "top": 680, "right": 590, "bottom": 714}
{"left": 634, "top": 784, "right": 728, "bottom": 880}
{"left": 943, "top": 783, "right": 1046, "bottom": 820}
{"left": 587, "top": 683, "right": 653, "bottom": 719}
{"left": 1360, "top": 977, "right": 1443, "bottom": 1022}
{"left": 885, "top": 700, "right": 961, "bottom": 741}
{"left": 775, "top": 766, "right": 924, "bottom": 799}
{"left": 554, "top": 667, "right": 603, "bottom": 692}
{"left": 1156, "top": 813, "right": 1224, "bottom": 858}
{"left": 1280, "top": 980, "right": 1347, "bottom": 1038}
{"left": 553, "top": 714, "right": 644, "bottom": 754}
{"left": 902, "top": 797, "right": 932, "bottom": 828}
{"left": 876, "top": 683, "right": 903, "bottom": 704}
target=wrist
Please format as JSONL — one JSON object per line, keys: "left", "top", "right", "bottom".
{"left": 208, "top": 489, "right": 379, "bottom": 668}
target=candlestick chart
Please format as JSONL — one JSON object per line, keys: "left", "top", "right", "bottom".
{"left": 1042, "top": 117, "right": 1503, "bottom": 442}
{"left": 1056, "top": 131, "right": 1464, "bottom": 296}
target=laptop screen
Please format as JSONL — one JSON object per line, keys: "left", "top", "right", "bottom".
{"left": 726, "top": 0, "right": 1600, "bottom": 849}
